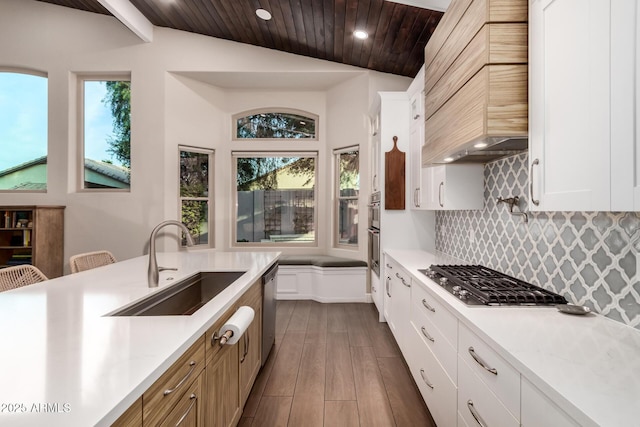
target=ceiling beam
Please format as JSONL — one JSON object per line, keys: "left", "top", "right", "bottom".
{"left": 97, "top": 0, "right": 153, "bottom": 42}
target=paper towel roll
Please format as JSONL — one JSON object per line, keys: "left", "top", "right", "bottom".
{"left": 219, "top": 306, "right": 255, "bottom": 345}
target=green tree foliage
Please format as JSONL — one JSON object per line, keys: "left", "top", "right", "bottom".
{"left": 103, "top": 81, "right": 131, "bottom": 169}
{"left": 236, "top": 112, "right": 315, "bottom": 139}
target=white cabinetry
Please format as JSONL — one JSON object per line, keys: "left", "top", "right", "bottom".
{"left": 521, "top": 378, "right": 581, "bottom": 427}
{"left": 424, "top": 164, "right": 484, "bottom": 210}
{"left": 529, "top": 0, "right": 640, "bottom": 211}
{"left": 408, "top": 66, "right": 429, "bottom": 210}
{"left": 383, "top": 255, "right": 411, "bottom": 354}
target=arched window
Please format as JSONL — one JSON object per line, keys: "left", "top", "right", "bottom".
{"left": 233, "top": 109, "right": 318, "bottom": 140}
{"left": 0, "top": 70, "right": 48, "bottom": 191}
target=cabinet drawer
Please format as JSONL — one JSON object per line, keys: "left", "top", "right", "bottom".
{"left": 458, "top": 324, "right": 520, "bottom": 419}
{"left": 411, "top": 282, "right": 458, "bottom": 348}
{"left": 406, "top": 326, "right": 457, "bottom": 427}
{"left": 521, "top": 378, "right": 580, "bottom": 427}
{"left": 159, "top": 371, "right": 203, "bottom": 427}
{"left": 458, "top": 354, "right": 519, "bottom": 427}
{"left": 239, "top": 279, "right": 261, "bottom": 307}
{"left": 143, "top": 337, "right": 205, "bottom": 426}
{"left": 410, "top": 304, "right": 457, "bottom": 383}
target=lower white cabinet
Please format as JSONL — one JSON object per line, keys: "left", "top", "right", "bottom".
{"left": 521, "top": 378, "right": 581, "bottom": 427}
{"left": 370, "top": 272, "right": 384, "bottom": 322}
{"left": 458, "top": 354, "right": 519, "bottom": 427}
{"left": 424, "top": 164, "right": 484, "bottom": 210}
{"left": 386, "top": 254, "right": 581, "bottom": 427}
{"left": 384, "top": 256, "right": 411, "bottom": 354}
{"left": 458, "top": 323, "right": 520, "bottom": 419}
{"left": 406, "top": 324, "right": 458, "bottom": 427}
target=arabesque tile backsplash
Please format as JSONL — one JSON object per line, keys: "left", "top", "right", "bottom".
{"left": 435, "top": 153, "right": 640, "bottom": 329}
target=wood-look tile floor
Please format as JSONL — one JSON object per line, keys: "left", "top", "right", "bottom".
{"left": 239, "top": 301, "right": 436, "bottom": 427}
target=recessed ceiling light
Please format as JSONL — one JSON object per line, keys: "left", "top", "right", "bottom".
{"left": 474, "top": 142, "right": 488, "bottom": 148}
{"left": 256, "top": 9, "right": 272, "bottom": 20}
{"left": 354, "top": 30, "right": 369, "bottom": 40}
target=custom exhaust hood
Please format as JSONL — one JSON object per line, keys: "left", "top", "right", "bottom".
{"left": 438, "top": 137, "right": 528, "bottom": 164}
{"left": 421, "top": 0, "right": 529, "bottom": 166}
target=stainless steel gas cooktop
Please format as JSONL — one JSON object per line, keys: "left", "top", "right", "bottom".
{"left": 419, "top": 265, "right": 568, "bottom": 306}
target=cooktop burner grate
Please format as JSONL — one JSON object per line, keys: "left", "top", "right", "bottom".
{"left": 424, "top": 265, "right": 568, "bottom": 306}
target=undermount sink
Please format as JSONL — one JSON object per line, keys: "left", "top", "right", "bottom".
{"left": 109, "top": 271, "right": 246, "bottom": 316}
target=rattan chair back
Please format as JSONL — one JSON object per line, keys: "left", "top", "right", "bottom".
{"left": 0, "top": 265, "right": 48, "bottom": 292}
{"left": 69, "top": 250, "right": 117, "bottom": 274}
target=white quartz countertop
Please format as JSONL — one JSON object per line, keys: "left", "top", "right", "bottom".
{"left": 0, "top": 250, "right": 279, "bottom": 426}
{"left": 386, "top": 249, "right": 640, "bottom": 427}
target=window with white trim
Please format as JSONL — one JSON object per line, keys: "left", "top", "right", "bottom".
{"left": 0, "top": 70, "right": 48, "bottom": 191}
{"left": 79, "top": 75, "right": 131, "bottom": 190}
{"left": 233, "top": 152, "right": 317, "bottom": 246}
{"left": 179, "top": 146, "right": 213, "bottom": 246}
{"left": 233, "top": 109, "right": 318, "bottom": 140}
{"left": 334, "top": 146, "right": 360, "bottom": 248}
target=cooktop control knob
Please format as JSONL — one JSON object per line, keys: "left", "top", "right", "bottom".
{"left": 452, "top": 285, "right": 461, "bottom": 294}
{"left": 439, "top": 277, "right": 448, "bottom": 286}
{"left": 458, "top": 289, "right": 469, "bottom": 299}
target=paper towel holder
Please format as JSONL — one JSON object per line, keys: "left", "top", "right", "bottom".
{"left": 211, "top": 330, "right": 234, "bottom": 346}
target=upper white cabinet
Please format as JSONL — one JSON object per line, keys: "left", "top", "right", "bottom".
{"left": 408, "top": 66, "right": 429, "bottom": 210}
{"left": 529, "top": 0, "right": 639, "bottom": 211}
{"left": 423, "top": 164, "right": 484, "bottom": 210}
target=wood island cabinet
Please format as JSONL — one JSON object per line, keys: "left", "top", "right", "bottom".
{"left": 0, "top": 206, "right": 64, "bottom": 278}
{"left": 111, "top": 277, "right": 264, "bottom": 427}
{"left": 238, "top": 281, "right": 262, "bottom": 407}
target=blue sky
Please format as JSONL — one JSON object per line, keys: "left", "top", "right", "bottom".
{"left": 0, "top": 73, "right": 121, "bottom": 172}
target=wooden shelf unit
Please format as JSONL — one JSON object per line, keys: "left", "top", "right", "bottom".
{"left": 0, "top": 206, "right": 65, "bottom": 279}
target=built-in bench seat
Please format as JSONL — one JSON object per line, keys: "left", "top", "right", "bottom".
{"left": 276, "top": 255, "right": 368, "bottom": 302}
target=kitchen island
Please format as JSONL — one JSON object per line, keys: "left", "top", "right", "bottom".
{"left": 0, "top": 250, "right": 279, "bottom": 426}
{"left": 386, "top": 249, "right": 640, "bottom": 427}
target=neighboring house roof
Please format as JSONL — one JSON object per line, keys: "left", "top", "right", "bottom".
{"left": 0, "top": 156, "right": 130, "bottom": 188}
{"left": 0, "top": 155, "right": 47, "bottom": 177}
{"left": 84, "top": 158, "right": 130, "bottom": 184}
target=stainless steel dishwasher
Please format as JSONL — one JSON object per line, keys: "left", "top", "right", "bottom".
{"left": 261, "top": 263, "right": 278, "bottom": 366}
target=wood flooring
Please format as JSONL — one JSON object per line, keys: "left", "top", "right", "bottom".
{"left": 239, "top": 301, "right": 436, "bottom": 427}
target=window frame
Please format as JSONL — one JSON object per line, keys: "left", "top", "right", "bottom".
{"left": 232, "top": 108, "right": 319, "bottom": 141}
{"left": 0, "top": 68, "right": 48, "bottom": 193}
{"left": 178, "top": 145, "right": 214, "bottom": 248}
{"left": 334, "top": 145, "right": 360, "bottom": 250}
{"left": 77, "top": 73, "right": 131, "bottom": 192}
{"left": 232, "top": 150, "right": 319, "bottom": 248}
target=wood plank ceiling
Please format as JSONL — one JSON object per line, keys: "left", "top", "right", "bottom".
{"left": 36, "top": 0, "right": 443, "bottom": 78}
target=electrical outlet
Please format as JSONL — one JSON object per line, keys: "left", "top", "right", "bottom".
{"left": 468, "top": 228, "right": 475, "bottom": 243}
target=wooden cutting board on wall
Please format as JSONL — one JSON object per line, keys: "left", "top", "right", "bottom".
{"left": 385, "top": 136, "right": 405, "bottom": 210}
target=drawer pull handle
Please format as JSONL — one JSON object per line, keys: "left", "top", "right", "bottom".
{"left": 176, "top": 393, "right": 197, "bottom": 426}
{"left": 419, "top": 369, "right": 434, "bottom": 389}
{"left": 386, "top": 276, "right": 391, "bottom": 297}
{"left": 164, "top": 361, "right": 196, "bottom": 396}
{"left": 240, "top": 333, "right": 250, "bottom": 363}
{"left": 421, "top": 298, "right": 435, "bottom": 313}
{"left": 468, "top": 346, "right": 497, "bottom": 375}
{"left": 467, "top": 400, "right": 488, "bottom": 427}
{"left": 386, "top": 263, "right": 392, "bottom": 269}
{"left": 421, "top": 326, "right": 435, "bottom": 342}
{"left": 398, "top": 275, "right": 410, "bottom": 287}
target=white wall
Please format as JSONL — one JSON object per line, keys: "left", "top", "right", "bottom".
{"left": 0, "top": 0, "right": 413, "bottom": 272}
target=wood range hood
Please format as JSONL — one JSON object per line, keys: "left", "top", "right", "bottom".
{"left": 421, "top": 0, "right": 529, "bottom": 165}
